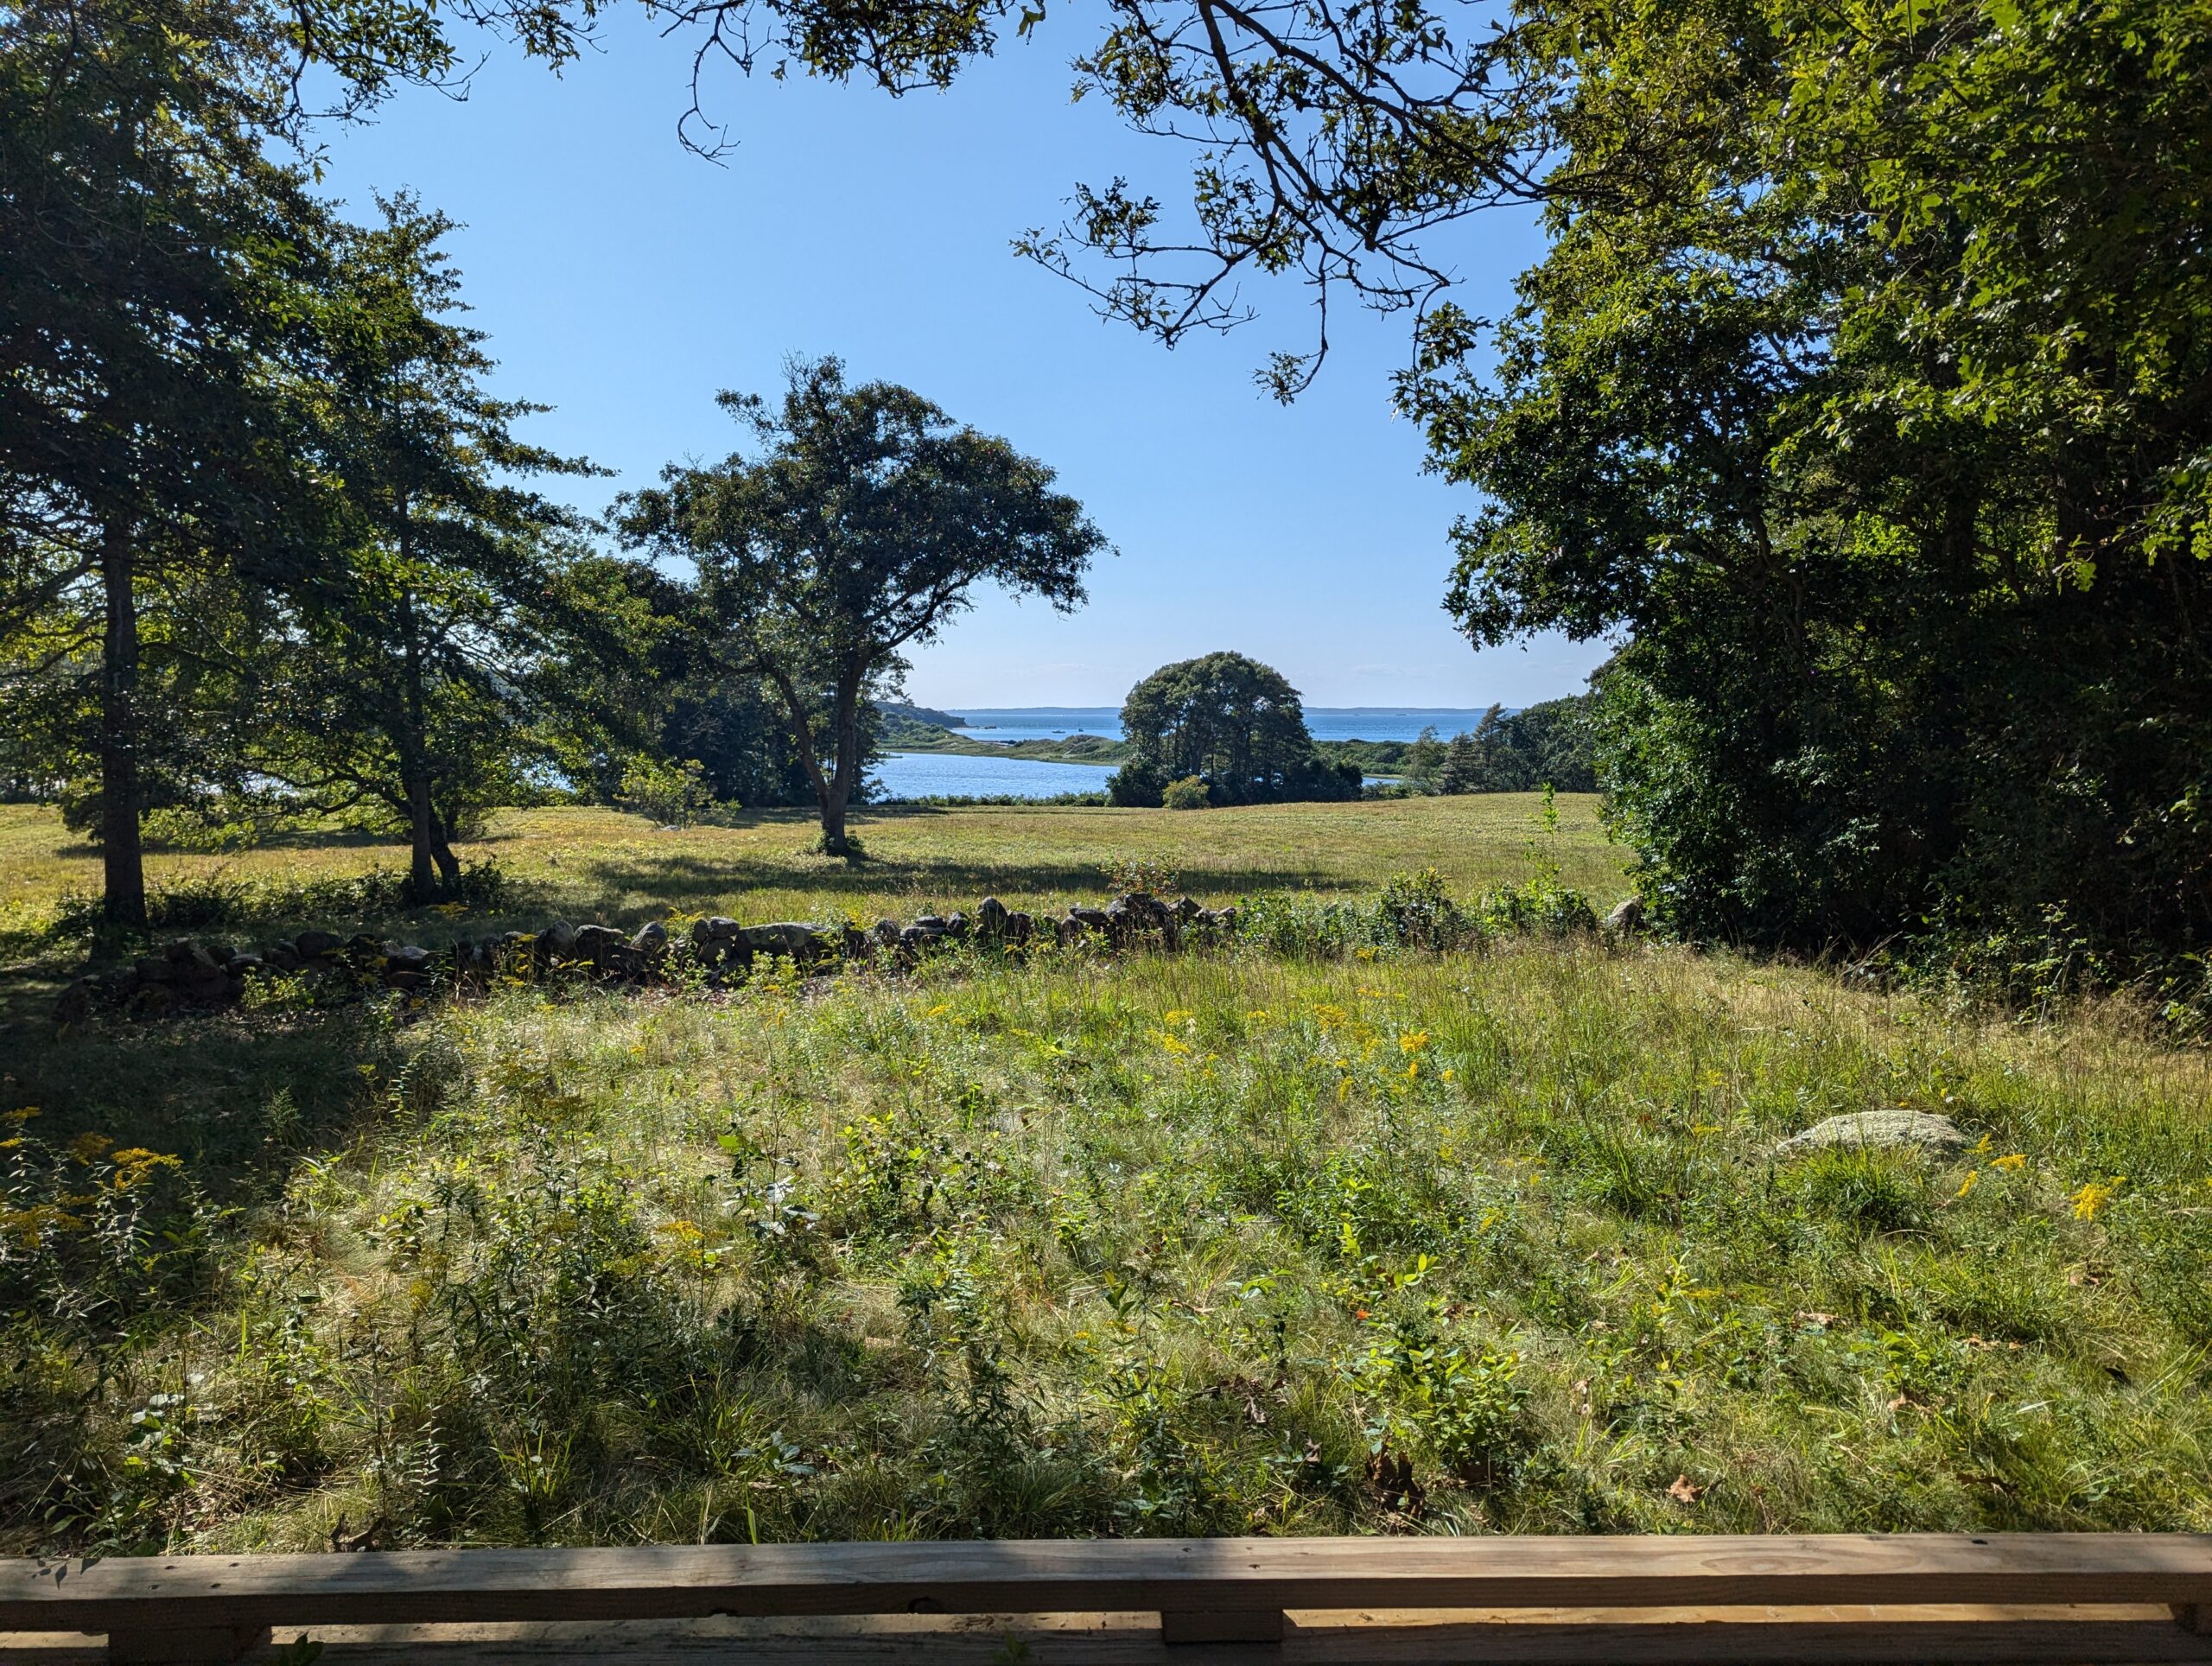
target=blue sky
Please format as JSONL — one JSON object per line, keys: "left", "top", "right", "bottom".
{"left": 313, "top": 13, "right": 1610, "bottom": 708}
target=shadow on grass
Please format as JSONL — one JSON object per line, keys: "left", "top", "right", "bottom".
{"left": 564, "top": 849, "right": 1334, "bottom": 908}
{"left": 0, "top": 1002, "right": 391, "bottom": 1196}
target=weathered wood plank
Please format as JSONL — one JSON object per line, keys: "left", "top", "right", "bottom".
{"left": 6, "top": 1535, "right": 2211, "bottom": 1635}
{"left": 4, "top": 1606, "right": 2212, "bottom": 1664}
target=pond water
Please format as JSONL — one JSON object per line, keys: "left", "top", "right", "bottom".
{"left": 872, "top": 751, "right": 1116, "bottom": 802}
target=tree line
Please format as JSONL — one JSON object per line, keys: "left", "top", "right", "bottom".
{"left": 10, "top": 0, "right": 2206, "bottom": 1000}
{"left": 1, "top": 0, "right": 1100, "bottom": 911}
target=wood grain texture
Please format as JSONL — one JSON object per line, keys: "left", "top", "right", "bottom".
{"left": 4, "top": 1606, "right": 2212, "bottom": 1664}
{"left": 4, "top": 1536, "right": 2210, "bottom": 1635}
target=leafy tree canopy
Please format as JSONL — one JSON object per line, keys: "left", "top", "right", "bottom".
{"left": 618, "top": 356, "right": 1105, "bottom": 855}
{"left": 1109, "top": 651, "right": 1359, "bottom": 806}
{"left": 1403, "top": 0, "right": 2212, "bottom": 990}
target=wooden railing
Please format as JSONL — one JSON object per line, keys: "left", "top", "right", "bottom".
{"left": 3, "top": 1533, "right": 2209, "bottom": 1663}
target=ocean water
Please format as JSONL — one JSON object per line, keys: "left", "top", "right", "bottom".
{"left": 873, "top": 751, "right": 1116, "bottom": 802}
{"left": 874, "top": 707, "right": 1481, "bottom": 801}
{"left": 947, "top": 707, "right": 1498, "bottom": 744}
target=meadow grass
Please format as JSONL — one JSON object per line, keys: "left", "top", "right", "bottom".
{"left": 0, "top": 793, "right": 1622, "bottom": 956}
{"left": 5, "top": 924, "right": 2209, "bottom": 1554}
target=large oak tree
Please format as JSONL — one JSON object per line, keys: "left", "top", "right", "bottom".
{"left": 619, "top": 358, "right": 1104, "bottom": 855}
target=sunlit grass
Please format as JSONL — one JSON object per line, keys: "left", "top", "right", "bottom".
{"left": 0, "top": 794, "right": 1623, "bottom": 951}
{"left": 8, "top": 933, "right": 2209, "bottom": 1553}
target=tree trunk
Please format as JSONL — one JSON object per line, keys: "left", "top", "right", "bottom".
{"left": 99, "top": 518, "right": 147, "bottom": 928}
{"left": 818, "top": 673, "right": 865, "bottom": 859}
{"left": 396, "top": 586, "right": 440, "bottom": 902}
{"left": 429, "top": 808, "right": 462, "bottom": 887}
{"left": 763, "top": 663, "right": 853, "bottom": 857}
{"left": 404, "top": 766, "right": 438, "bottom": 901}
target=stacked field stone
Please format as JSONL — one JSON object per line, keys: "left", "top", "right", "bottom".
{"left": 54, "top": 894, "right": 1242, "bottom": 1024}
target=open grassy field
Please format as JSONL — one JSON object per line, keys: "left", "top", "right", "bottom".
{"left": 0, "top": 793, "right": 1621, "bottom": 953}
{"left": 3, "top": 795, "right": 2209, "bottom": 1555}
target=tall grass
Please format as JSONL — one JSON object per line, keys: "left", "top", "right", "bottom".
{"left": 6, "top": 933, "right": 2208, "bottom": 1554}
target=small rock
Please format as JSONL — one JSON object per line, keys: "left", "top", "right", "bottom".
{"left": 296, "top": 929, "right": 342, "bottom": 958}
{"left": 632, "top": 920, "right": 670, "bottom": 955}
{"left": 385, "top": 944, "right": 434, "bottom": 972}
{"left": 1776, "top": 1109, "right": 1970, "bottom": 1160}
{"left": 54, "top": 978, "right": 95, "bottom": 1025}
{"left": 1605, "top": 897, "right": 1646, "bottom": 936}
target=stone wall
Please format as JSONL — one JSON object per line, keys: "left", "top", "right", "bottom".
{"left": 54, "top": 893, "right": 1241, "bottom": 1024}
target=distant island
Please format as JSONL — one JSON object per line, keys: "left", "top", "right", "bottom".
{"left": 880, "top": 701, "right": 969, "bottom": 732}
{"left": 880, "top": 709, "right": 1133, "bottom": 766}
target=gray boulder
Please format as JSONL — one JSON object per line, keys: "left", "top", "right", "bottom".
{"left": 741, "top": 922, "right": 826, "bottom": 961}
{"left": 1776, "top": 1109, "right": 1970, "bottom": 1160}
{"left": 1605, "top": 896, "right": 1646, "bottom": 936}
{"left": 574, "top": 924, "right": 628, "bottom": 963}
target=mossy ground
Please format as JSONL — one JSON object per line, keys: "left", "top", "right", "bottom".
{"left": 3, "top": 798, "right": 2208, "bottom": 1553}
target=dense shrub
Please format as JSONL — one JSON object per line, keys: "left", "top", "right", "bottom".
{"left": 1108, "top": 652, "right": 1362, "bottom": 807}
{"left": 1414, "top": 0, "right": 2212, "bottom": 1013}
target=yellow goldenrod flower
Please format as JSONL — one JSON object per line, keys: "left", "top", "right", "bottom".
{"left": 1955, "top": 1169, "right": 1978, "bottom": 1199}
{"left": 1399, "top": 1030, "right": 1430, "bottom": 1053}
{"left": 2071, "top": 1178, "right": 2123, "bottom": 1221}
{"left": 1993, "top": 1154, "right": 2026, "bottom": 1171}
